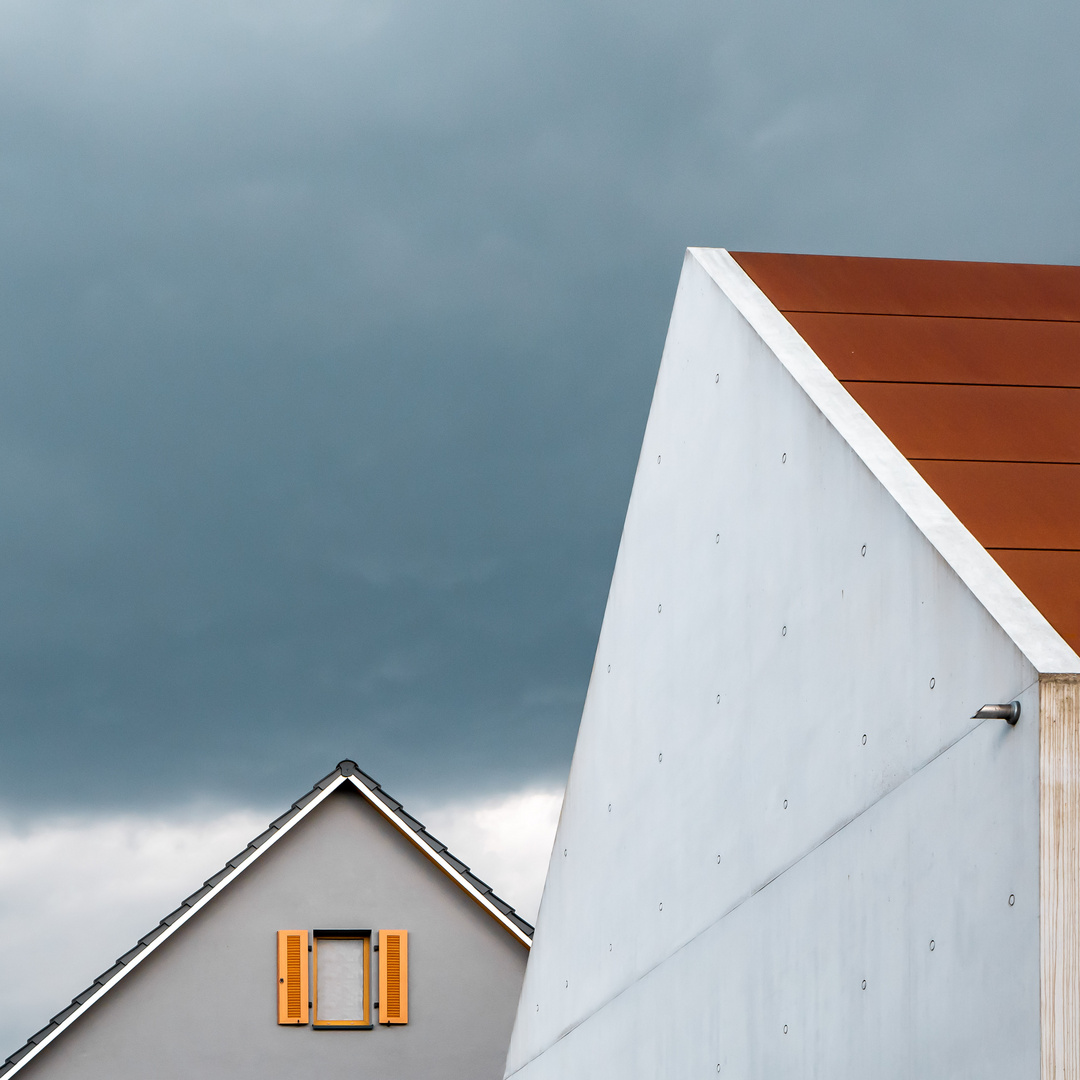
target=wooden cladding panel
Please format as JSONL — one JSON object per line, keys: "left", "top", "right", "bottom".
{"left": 730, "top": 251, "right": 1080, "bottom": 319}
{"left": 733, "top": 251, "right": 1080, "bottom": 654}
{"left": 277, "top": 930, "right": 309, "bottom": 1025}
{"left": 378, "top": 929, "right": 408, "bottom": 1024}
{"left": 907, "top": 461, "right": 1080, "bottom": 551}
{"left": 991, "top": 551, "right": 1080, "bottom": 654}
{"left": 787, "top": 312, "right": 1080, "bottom": 387}
{"left": 840, "top": 383, "right": 1080, "bottom": 465}
{"left": 1041, "top": 676, "right": 1080, "bottom": 1080}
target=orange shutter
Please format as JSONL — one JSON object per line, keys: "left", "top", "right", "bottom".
{"left": 277, "top": 930, "right": 309, "bottom": 1024}
{"left": 378, "top": 929, "right": 408, "bottom": 1024}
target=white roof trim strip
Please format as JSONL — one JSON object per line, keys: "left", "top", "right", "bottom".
{"left": 690, "top": 246, "right": 1080, "bottom": 676}
{"left": 343, "top": 775, "right": 533, "bottom": 947}
{"left": 4, "top": 775, "right": 350, "bottom": 1078}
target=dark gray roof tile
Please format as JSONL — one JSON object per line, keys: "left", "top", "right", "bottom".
{"left": 268, "top": 808, "right": 297, "bottom": 829}
{"left": 182, "top": 884, "right": 212, "bottom": 907}
{"left": 49, "top": 1005, "right": 79, "bottom": 1026}
{"left": 204, "top": 867, "right": 232, "bottom": 887}
{"left": 160, "top": 906, "right": 187, "bottom": 927}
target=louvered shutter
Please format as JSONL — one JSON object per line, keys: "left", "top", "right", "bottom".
{"left": 378, "top": 929, "right": 408, "bottom": 1023}
{"left": 277, "top": 930, "right": 309, "bottom": 1024}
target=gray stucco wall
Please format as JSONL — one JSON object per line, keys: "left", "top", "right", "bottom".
{"left": 18, "top": 784, "right": 528, "bottom": 1080}
{"left": 506, "top": 252, "right": 1040, "bottom": 1077}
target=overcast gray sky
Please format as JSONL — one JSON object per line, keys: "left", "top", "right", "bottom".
{"left": 1, "top": 0, "right": 1079, "bottom": 817}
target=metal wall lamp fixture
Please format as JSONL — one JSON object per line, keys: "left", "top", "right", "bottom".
{"left": 972, "top": 701, "right": 1021, "bottom": 726}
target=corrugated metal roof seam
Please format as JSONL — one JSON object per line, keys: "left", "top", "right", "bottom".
{"left": 0, "top": 761, "right": 533, "bottom": 1077}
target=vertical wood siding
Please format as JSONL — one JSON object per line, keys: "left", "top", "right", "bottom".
{"left": 1042, "top": 675, "right": 1080, "bottom": 1079}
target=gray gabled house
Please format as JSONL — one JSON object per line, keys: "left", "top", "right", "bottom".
{"left": 3, "top": 760, "right": 532, "bottom": 1080}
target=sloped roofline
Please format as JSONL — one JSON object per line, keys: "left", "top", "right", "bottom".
{"left": 1, "top": 761, "right": 532, "bottom": 1078}
{"left": 690, "top": 246, "right": 1080, "bottom": 676}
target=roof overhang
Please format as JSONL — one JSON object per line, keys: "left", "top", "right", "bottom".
{"left": 690, "top": 246, "right": 1080, "bottom": 676}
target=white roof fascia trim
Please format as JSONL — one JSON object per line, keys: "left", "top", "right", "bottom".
{"left": 690, "top": 246, "right": 1080, "bottom": 676}
{"left": 3, "top": 775, "right": 350, "bottom": 1079}
{"left": 343, "top": 775, "right": 532, "bottom": 947}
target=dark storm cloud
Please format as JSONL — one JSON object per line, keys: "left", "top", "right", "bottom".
{"left": 0, "top": 0, "right": 1078, "bottom": 810}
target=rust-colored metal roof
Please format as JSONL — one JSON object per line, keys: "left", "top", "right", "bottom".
{"left": 731, "top": 251, "right": 1080, "bottom": 654}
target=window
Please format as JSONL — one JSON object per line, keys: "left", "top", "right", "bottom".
{"left": 313, "top": 930, "right": 372, "bottom": 1029}
{"left": 276, "top": 927, "right": 408, "bottom": 1028}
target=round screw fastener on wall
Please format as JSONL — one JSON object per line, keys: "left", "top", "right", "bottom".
{"left": 781, "top": 453, "right": 787, "bottom": 463}
{"left": 782, "top": 625, "right": 787, "bottom": 636}
{"left": 929, "top": 940, "right": 935, "bottom": 951}
{"left": 929, "top": 678, "right": 936, "bottom": 689}
{"left": 783, "top": 799, "right": 788, "bottom": 809}
{"left": 972, "top": 701, "right": 1021, "bottom": 726}
{"left": 861, "top": 544, "right": 867, "bottom": 556}
{"left": 862, "top": 734, "right": 867, "bottom": 745}
{"left": 658, "top": 603, "right": 662, "bottom": 613}
{"left": 658, "top": 753, "right": 662, "bottom": 762}
{"left": 783, "top": 1025, "right": 788, "bottom": 1034}
{"left": 861, "top": 980, "right": 866, "bottom": 990}
{"left": 1009, "top": 894, "right": 1016, "bottom": 906}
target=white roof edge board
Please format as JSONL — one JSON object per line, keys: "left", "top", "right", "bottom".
{"left": 1, "top": 774, "right": 351, "bottom": 1079}
{"left": 342, "top": 775, "right": 533, "bottom": 948}
{"left": 4, "top": 773, "right": 530, "bottom": 1077}
{"left": 689, "top": 246, "right": 1080, "bottom": 676}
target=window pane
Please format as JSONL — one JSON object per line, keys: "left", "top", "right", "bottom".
{"left": 317, "top": 938, "right": 365, "bottom": 1022}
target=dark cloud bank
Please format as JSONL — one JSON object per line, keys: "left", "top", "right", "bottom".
{"left": 1, "top": 0, "right": 1078, "bottom": 813}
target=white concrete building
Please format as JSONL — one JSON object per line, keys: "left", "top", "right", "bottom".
{"left": 506, "top": 249, "right": 1080, "bottom": 1078}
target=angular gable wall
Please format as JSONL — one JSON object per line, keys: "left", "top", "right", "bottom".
{"left": 16, "top": 785, "right": 527, "bottom": 1080}
{"left": 506, "top": 251, "right": 1042, "bottom": 1077}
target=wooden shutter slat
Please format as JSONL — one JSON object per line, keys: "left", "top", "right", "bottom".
{"left": 277, "top": 930, "right": 309, "bottom": 1024}
{"left": 378, "top": 929, "right": 408, "bottom": 1024}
